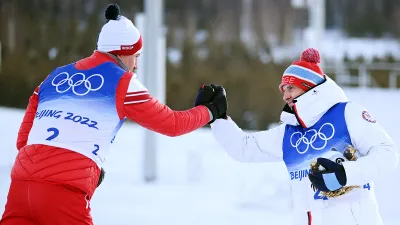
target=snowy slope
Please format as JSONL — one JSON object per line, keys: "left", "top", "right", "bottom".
{"left": 0, "top": 87, "right": 399, "bottom": 225}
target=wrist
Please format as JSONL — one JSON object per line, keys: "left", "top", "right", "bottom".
{"left": 207, "top": 108, "right": 214, "bottom": 122}
{"left": 204, "top": 103, "right": 217, "bottom": 124}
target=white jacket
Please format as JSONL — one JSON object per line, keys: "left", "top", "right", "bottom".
{"left": 211, "top": 77, "right": 399, "bottom": 214}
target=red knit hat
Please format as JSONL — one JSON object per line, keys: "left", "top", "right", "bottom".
{"left": 279, "top": 48, "right": 326, "bottom": 92}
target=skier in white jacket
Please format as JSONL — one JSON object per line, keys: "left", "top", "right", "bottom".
{"left": 210, "top": 48, "right": 399, "bottom": 225}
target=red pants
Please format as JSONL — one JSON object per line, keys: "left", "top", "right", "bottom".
{"left": 0, "top": 180, "right": 93, "bottom": 225}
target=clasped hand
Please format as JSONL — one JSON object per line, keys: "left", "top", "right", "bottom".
{"left": 194, "top": 84, "right": 228, "bottom": 124}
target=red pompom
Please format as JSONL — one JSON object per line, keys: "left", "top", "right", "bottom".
{"left": 300, "top": 48, "right": 320, "bottom": 63}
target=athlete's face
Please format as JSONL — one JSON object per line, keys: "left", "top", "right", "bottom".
{"left": 118, "top": 53, "right": 141, "bottom": 72}
{"left": 282, "top": 85, "right": 305, "bottom": 107}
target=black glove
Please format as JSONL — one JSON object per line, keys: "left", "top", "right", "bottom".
{"left": 194, "top": 84, "right": 215, "bottom": 106}
{"left": 308, "top": 158, "right": 347, "bottom": 192}
{"left": 97, "top": 167, "right": 106, "bottom": 187}
{"left": 194, "top": 84, "right": 228, "bottom": 124}
{"left": 209, "top": 84, "right": 227, "bottom": 120}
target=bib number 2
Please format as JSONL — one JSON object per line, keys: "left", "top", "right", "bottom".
{"left": 46, "top": 128, "right": 100, "bottom": 156}
{"left": 92, "top": 144, "right": 100, "bottom": 155}
{"left": 46, "top": 127, "right": 59, "bottom": 140}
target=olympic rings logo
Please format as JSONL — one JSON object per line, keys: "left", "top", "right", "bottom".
{"left": 290, "top": 123, "right": 335, "bottom": 154}
{"left": 51, "top": 72, "right": 104, "bottom": 96}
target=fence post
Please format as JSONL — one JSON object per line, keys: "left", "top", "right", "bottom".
{"left": 358, "top": 64, "right": 368, "bottom": 88}
{"left": 389, "top": 71, "right": 397, "bottom": 89}
{"left": 0, "top": 41, "right": 2, "bottom": 74}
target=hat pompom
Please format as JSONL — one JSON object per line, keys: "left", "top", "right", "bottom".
{"left": 105, "top": 4, "right": 120, "bottom": 20}
{"left": 300, "top": 48, "right": 320, "bottom": 63}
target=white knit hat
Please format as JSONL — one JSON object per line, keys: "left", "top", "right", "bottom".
{"left": 96, "top": 4, "right": 142, "bottom": 55}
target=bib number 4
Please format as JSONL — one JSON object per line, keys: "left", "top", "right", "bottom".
{"left": 314, "top": 183, "right": 371, "bottom": 200}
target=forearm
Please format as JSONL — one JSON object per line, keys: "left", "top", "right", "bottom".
{"left": 17, "top": 92, "right": 39, "bottom": 150}
{"left": 124, "top": 98, "right": 211, "bottom": 137}
{"left": 211, "top": 118, "right": 283, "bottom": 162}
{"left": 343, "top": 142, "right": 399, "bottom": 186}
{"left": 343, "top": 102, "right": 400, "bottom": 186}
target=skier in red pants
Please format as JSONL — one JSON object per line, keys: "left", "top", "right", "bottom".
{"left": 0, "top": 4, "right": 227, "bottom": 225}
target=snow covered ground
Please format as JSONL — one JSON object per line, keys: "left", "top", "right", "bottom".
{"left": 0, "top": 87, "right": 399, "bottom": 225}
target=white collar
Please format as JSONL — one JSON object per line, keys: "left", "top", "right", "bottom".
{"left": 280, "top": 76, "right": 348, "bottom": 128}
{"left": 97, "top": 50, "right": 130, "bottom": 71}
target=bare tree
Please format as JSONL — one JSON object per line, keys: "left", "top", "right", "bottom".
{"left": 211, "top": 0, "right": 242, "bottom": 43}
